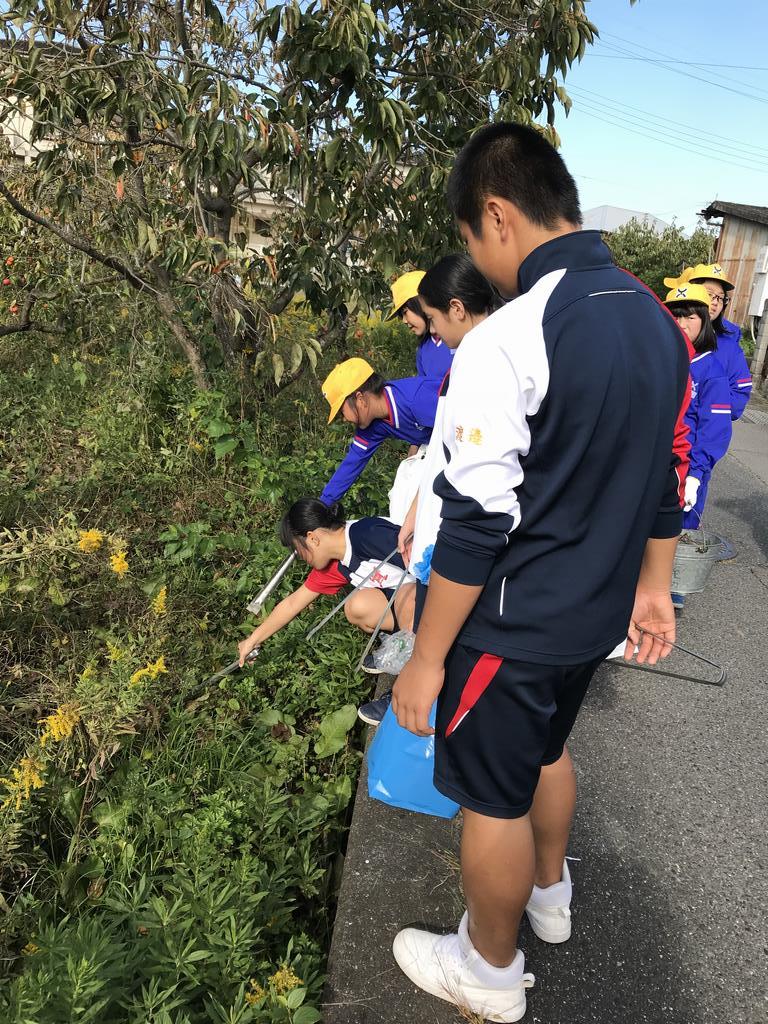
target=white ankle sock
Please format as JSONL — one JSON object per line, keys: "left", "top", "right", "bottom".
{"left": 530, "top": 860, "right": 572, "bottom": 907}
{"left": 458, "top": 912, "right": 525, "bottom": 987}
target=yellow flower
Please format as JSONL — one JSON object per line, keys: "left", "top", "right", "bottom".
{"left": 106, "top": 641, "right": 126, "bottom": 662}
{"left": 151, "top": 586, "right": 167, "bottom": 616}
{"left": 52, "top": 354, "right": 60, "bottom": 365}
{"left": 269, "top": 965, "right": 302, "bottom": 994}
{"left": 1, "top": 756, "right": 45, "bottom": 812}
{"left": 245, "top": 979, "right": 266, "bottom": 1004}
{"left": 129, "top": 655, "right": 168, "bottom": 687}
{"left": 109, "top": 549, "right": 129, "bottom": 576}
{"left": 78, "top": 529, "right": 104, "bottom": 553}
{"left": 190, "top": 440, "right": 204, "bottom": 452}
{"left": 21, "top": 942, "right": 39, "bottom": 956}
{"left": 39, "top": 703, "right": 80, "bottom": 748}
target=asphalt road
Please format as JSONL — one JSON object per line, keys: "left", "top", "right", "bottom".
{"left": 324, "top": 409, "right": 768, "bottom": 1024}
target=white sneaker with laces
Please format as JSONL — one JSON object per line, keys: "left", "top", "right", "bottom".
{"left": 392, "top": 911, "right": 534, "bottom": 1022}
{"left": 525, "top": 859, "right": 572, "bottom": 943}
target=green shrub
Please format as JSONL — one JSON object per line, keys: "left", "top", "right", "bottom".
{"left": 0, "top": 311, "right": 415, "bottom": 1022}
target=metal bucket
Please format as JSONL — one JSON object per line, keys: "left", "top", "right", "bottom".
{"left": 671, "top": 528, "right": 721, "bottom": 594}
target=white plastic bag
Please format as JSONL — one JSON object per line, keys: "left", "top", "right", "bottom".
{"left": 373, "top": 629, "right": 415, "bottom": 675}
{"left": 388, "top": 446, "right": 427, "bottom": 523}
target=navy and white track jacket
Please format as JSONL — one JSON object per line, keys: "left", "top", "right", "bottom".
{"left": 304, "top": 517, "right": 413, "bottom": 594}
{"left": 320, "top": 377, "right": 440, "bottom": 506}
{"left": 430, "top": 231, "right": 691, "bottom": 665}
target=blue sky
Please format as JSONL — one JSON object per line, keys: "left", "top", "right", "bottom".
{"left": 551, "top": 0, "right": 768, "bottom": 230}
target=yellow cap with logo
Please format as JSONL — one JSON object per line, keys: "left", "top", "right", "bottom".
{"left": 663, "top": 266, "right": 694, "bottom": 289}
{"left": 387, "top": 270, "right": 426, "bottom": 320}
{"left": 688, "top": 262, "right": 735, "bottom": 291}
{"left": 321, "top": 357, "right": 375, "bottom": 423}
{"left": 664, "top": 263, "right": 734, "bottom": 291}
{"left": 664, "top": 280, "right": 713, "bottom": 307}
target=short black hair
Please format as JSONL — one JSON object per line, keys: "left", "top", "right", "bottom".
{"left": 448, "top": 122, "right": 582, "bottom": 236}
{"left": 418, "top": 253, "right": 502, "bottom": 316}
{"left": 346, "top": 371, "right": 386, "bottom": 411}
{"left": 666, "top": 301, "right": 717, "bottom": 355}
{"left": 279, "top": 498, "right": 346, "bottom": 550}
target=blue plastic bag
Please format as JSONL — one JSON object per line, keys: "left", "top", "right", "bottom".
{"left": 367, "top": 703, "right": 460, "bottom": 819}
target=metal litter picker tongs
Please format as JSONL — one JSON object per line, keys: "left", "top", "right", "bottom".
{"left": 611, "top": 629, "right": 726, "bottom": 687}
{"left": 193, "top": 553, "right": 298, "bottom": 693}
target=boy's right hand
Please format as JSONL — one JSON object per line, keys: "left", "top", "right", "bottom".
{"left": 238, "top": 635, "right": 260, "bottom": 668}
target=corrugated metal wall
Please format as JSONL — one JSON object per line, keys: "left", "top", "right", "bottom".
{"left": 714, "top": 216, "right": 768, "bottom": 326}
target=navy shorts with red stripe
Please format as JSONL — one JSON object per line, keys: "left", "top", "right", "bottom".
{"left": 434, "top": 642, "right": 608, "bottom": 819}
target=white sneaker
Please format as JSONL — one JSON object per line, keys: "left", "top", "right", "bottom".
{"left": 525, "top": 859, "right": 572, "bottom": 943}
{"left": 392, "top": 911, "right": 534, "bottom": 1022}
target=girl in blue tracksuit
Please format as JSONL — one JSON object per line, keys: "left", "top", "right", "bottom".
{"left": 237, "top": 499, "right": 416, "bottom": 666}
{"left": 388, "top": 271, "right": 455, "bottom": 381}
{"left": 319, "top": 358, "right": 441, "bottom": 506}
{"left": 664, "top": 282, "right": 732, "bottom": 541}
{"left": 686, "top": 264, "right": 752, "bottom": 419}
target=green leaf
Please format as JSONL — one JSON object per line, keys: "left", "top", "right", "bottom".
{"left": 285, "top": 987, "right": 306, "bottom": 1009}
{"left": 214, "top": 437, "right": 239, "bottom": 459}
{"left": 324, "top": 136, "right": 342, "bottom": 173}
{"left": 272, "top": 352, "right": 284, "bottom": 385}
{"left": 293, "top": 1007, "right": 322, "bottom": 1024}
{"left": 314, "top": 705, "right": 357, "bottom": 758}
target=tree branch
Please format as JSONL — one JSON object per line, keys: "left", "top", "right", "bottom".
{"left": 0, "top": 179, "right": 155, "bottom": 294}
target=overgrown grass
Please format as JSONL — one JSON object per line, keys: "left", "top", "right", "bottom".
{"left": 0, "top": 314, "right": 414, "bottom": 1022}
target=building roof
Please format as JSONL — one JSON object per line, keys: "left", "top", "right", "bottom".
{"left": 699, "top": 201, "right": 768, "bottom": 228}
{"left": 582, "top": 205, "right": 669, "bottom": 235}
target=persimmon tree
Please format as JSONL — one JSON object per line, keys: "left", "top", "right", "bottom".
{"left": 0, "top": 0, "right": 599, "bottom": 387}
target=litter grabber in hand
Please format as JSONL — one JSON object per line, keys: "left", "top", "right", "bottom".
{"left": 305, "top": 546, "right": 400, "bottom": 642}
{"left": 609, "top": 629, "right": 726, "bottom": 687}
{"left": 201, "top": 646, "right": 261, "bottom": 689}
{"left": 246, "top": 552, "right": 297, "bottom": 615}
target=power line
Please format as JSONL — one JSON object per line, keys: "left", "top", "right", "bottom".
{"left": 569, "top": 83, "right": 768, "bottom": 159}
{"left": 567, "top": 104, "right": 768, "bottom": 177}
{"left": 571, "top": 95, "right": 768, "bottom": 173}
{"left": 589, "top": 55, "right": 768, "bottom": 72}
{"left": 602, "top": 32, "right": 768, "bottom": 95}
{"left": 599, "top": 33, "right": 768, "bottom": 105}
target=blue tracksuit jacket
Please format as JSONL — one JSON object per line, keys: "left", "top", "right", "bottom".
{"left": 682, "top": 350, "right": 732, "bottom": 530}
{"left": 416, "top": 335, "right": 454, "bottom": 380}
{"left": 716, "top": 318, "right": 752, "bottom": 420}
{"left": 320, "top": 377, "right": 440, "bottom": 506}
{"left": 430, "top": 230, "right": 690, "bottom": 664}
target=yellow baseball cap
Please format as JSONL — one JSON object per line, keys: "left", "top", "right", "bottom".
{"left": 387, "top": 270, "right": 425, "bottom": 320}
{"left": 664, "top": 281, "right": 713, "bottom": 307}
{"left": 663, "top": 266, "right": 694, "bottom": 289}
{"left": 321, "top": 357, "right": 375, "bottom": 423}
{"left": 688, "top": 262, "right": 735, "bottom": 291}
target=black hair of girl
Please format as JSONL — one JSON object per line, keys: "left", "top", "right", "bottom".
{"left": 400, "top": 296, "right": 429, "bottom": 342}
{"left": 279, "top": 498, "right": 345, "bottom": 550}
{"left": 668, "top": 301, "right": 717, "bottom": 355}
{"left": 418, "top": 253, "right": 502, "bottom": 316}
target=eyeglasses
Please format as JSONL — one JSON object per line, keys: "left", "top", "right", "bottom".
{"left": 705, "top": 292, "right": 728, "bottom": 306}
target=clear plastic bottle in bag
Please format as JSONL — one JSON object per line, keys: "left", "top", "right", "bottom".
{"left": 372, "top": 629, "right": 415, "bottom": 675}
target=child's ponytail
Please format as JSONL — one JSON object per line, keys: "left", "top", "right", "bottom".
{"left": 279, "top": 498, "right": 346, "bottom": 549}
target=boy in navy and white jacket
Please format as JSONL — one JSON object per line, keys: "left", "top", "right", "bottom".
{"left": 390, "top": 124, "right": 691, "bottom": 1022}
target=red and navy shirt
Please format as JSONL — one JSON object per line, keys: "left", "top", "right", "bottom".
{"left": 305, "top": 517, "right": 414, "bottom": 595}
{"left": 320, "top": 377, "right": 440, "bottom": 506}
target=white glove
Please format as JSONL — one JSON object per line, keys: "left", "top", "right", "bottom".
{"left": 683, "top": 476, "right": 700, "bottom": 512}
